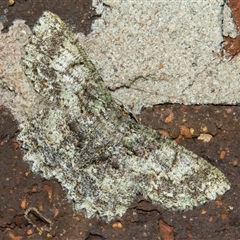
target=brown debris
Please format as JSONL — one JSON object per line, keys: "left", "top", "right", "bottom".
{"left": 8, "top": 0, "right": 14, "bottom": 6}
{"left": 180, "top": 125, "right": 193, "bottom": 138}
{"left": 20, "top": 198, "right": 27, "bottom": 210}
{"left": 201, "top": 209, "right": 207, "bottom": 215}
{"left": 159, "top": 220, "right": 174, "bottom": 240}
{"left": 24, "top": 207, "right": 53, "bottom": 233}
{"left": 221, "top": 213, "right": 228, "bottom": 220}
{"left": 43, "top": 185, "right": 53, "bottom": 202}
{"left": 158, "top": 129, "right": 170, "bottom": 138}
{"left": 197, "top": 133, "right": 213, "bottom": 142}
{"left": 112, "top": 222, "right": 123, "bottom": 228}
{"left": 215, "top": 198, "right": 223, "bottom": 208}
{"left": 229, "top": 158, "right": 238, "bottom": 166}
{"left": 222, "top": 0, "right": 240, "bottom": 57}
{"left": 8, "top": 232, "right": 22, "bottom": 240}
{"left": 220, "top": 150, "right": 226, "bottom": 160}
{"left": 209, "top": 216, "right": 213, "bottom": 223}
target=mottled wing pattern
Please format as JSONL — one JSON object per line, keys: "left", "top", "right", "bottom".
{"left": 18, "top": 11, "right": 230, "bottom": 222}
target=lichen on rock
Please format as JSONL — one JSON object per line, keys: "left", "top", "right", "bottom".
{"left": 18, "top": 11, "right": 230, "bottom": 222}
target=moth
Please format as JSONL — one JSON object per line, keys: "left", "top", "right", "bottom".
{"left": 18, "top": 11, "right": 230, "bottom": 222}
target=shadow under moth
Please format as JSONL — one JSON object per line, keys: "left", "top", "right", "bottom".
{"left": 18, "top": 11, "right": 230, "bottom": 222}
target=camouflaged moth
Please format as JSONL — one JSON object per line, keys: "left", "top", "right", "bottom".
{"left": 18, "top": 12, "right": 230, "bottom": 221}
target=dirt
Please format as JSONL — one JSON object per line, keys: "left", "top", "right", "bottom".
{"left": 1, "top": 0, "right": 240, "bottom": 239}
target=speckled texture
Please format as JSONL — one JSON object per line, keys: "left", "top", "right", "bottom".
{"left": 78, "top": 0, "right": 240, "bottom": 114}
{"left": 0, "top": 18, "right": 42, "bottom": 122}
{"left": 17, "top": 12, "right": 230, "bottom": 222}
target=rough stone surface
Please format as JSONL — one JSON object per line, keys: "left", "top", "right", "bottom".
{"left": 78, "top": 0, "right": 240, "bottom": 114}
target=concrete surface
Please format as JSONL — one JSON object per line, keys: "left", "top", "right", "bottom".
{"left": 79, "top": 0, "right": 240, "bottom": 114}
{"left": 1, "top": 1, "right": 239, "bottom": 118}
